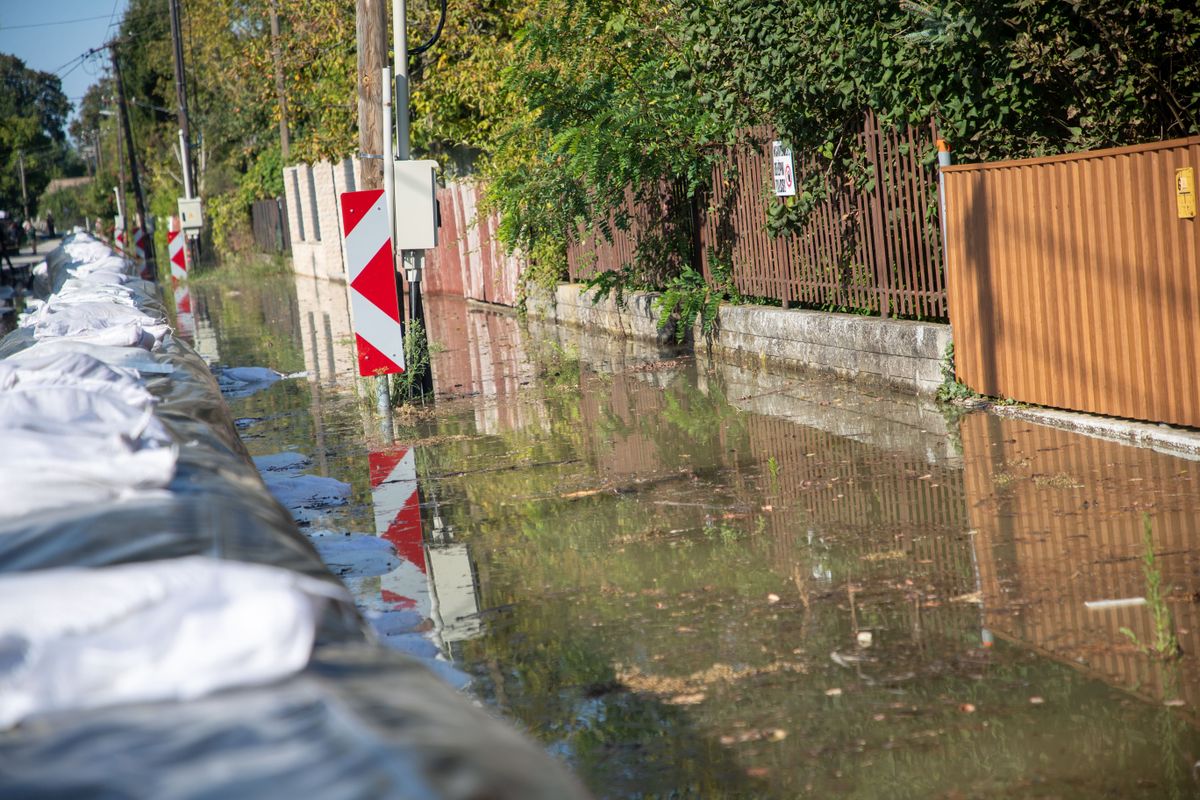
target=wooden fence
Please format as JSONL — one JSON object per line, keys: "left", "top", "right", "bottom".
{"left": 251, "top": 197, "right": 291, "bottom": 254}
{"left": 943, "top": 136, "right": 1200, "bottom": 428}
{"left": 425, "top": 180, "right": 522, "bottom": 307}
{"left": 568, "top": 113, "right": 948, "bottom": 319}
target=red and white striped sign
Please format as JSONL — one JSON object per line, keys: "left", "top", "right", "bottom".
{"left": 167, "top": 230, "right": 188, "bottom": 282}
{"left": 369, "top": 446, "right": 428, "bottom": 614}
{"left": 173, "top": 282, "right": 195, "bottom": 339}
{"left": 133, "top": 227, "right": 148, "bottom": 261}
{"left": 113, "top": 219, "right": 126, "bottom": 254}
{"left": 340, "top": 189, "right": 405, "bottom": 376}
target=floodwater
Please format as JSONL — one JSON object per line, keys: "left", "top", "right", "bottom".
{"left": 182, "top": 263, "right": 1200, "bottom": 799}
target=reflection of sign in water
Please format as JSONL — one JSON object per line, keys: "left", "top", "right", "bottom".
{"left": 370, "top": 446, "right": 428, "bottom": 614}
{"left": 173, "top": 282, "right": 194, "bottom": 339}
{"left": 772, "top": 141, "right": 796, "bottom": 197}
{"left": 168, "top": 230, "right": 193, "bottom": 338}
{"left": 428, "top": 544, "right": 482, "bottom": 645}
{"left": 340, "top": 189, "right": 406, "bottom": 377}
{"left": 369, "top": 445, "right": 484, "bottom": 646}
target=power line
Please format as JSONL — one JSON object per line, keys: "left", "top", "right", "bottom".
{"left": 0, "top": 14, "right": 114, "bottom": 31}
{"left": 58, "top": 56, "right": 95, "bottom": 82}
{"left": 51, "top": 52, "right": 90, "bottom": 76}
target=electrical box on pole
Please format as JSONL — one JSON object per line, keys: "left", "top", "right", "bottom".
{"left": 392, "top": 160, "right": 439, "bottom": 250}
{"left": 178, "top": 197, "right": 204, "bottom": 232}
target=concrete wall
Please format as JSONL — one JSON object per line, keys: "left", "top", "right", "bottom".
{"left": 282, "top": 158, "right": 363, "bottom": 283}
{"left": 532, "top": 284, "right": 951, "bottom": 396}
{"left": 712, "top": 305, "right": 951, "bottom": 396}
{"left": 532, "top": 284, "right": 683, "bottom": 346}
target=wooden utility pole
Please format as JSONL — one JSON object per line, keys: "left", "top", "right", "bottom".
{"left": 269, "top": 0, "right": 290, "bottom": 161}
{"left": 168, "top": 0, "right": 194, "bottom": 196}
{"left": 356, "top": 0, "right": 387, "bottom": 190}
{"left": 111, "top": 46, "right": 156, "bottom": 279}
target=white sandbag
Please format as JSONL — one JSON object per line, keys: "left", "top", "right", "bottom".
{"left": 0, "top": 557, "right": 351, "bottom": 728}
{"left": 6, "top": 339, "right": 175, "bottom": 374}
{"left": 0, "top": 360, "right": 177, "bottom": 518}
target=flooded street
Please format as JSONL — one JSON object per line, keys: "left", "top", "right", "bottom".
{"left": 183, "top": 264, "right": 1200, "bottom": 799}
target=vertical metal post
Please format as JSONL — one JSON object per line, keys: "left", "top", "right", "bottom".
{"left": 179, "top": 129, "right": 194, "bottom": 199}
{"left": 392, "top": 0, "right": 434, "bottom": 396}
{"left": 393, "top": 0, "right": 410, "bottom": 162}
{"left": 113, "top": 112, "right": 128, "bottom": 247}
{"left": 937, "top": 138, "right": 951, "bottom": 270}
{"left": 17, "top": 150, "right": 28, "bottom": 221}
{"left": 382, "top": 67, "right": 396, "bottom": 242}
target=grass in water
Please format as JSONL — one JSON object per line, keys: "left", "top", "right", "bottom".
{"left": 1120, "top": 513, "right": 1181, "bottom": 660}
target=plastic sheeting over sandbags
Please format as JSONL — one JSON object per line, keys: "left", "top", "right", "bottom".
{"left": 0, "top": 556, "right": 350, "bottom": 728}
{"left": 0, "top": 234, "right": 590, "bottom": 799}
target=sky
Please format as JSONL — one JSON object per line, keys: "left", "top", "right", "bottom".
{"left": 0, "top": 0, "right": 132, "bottom": 119}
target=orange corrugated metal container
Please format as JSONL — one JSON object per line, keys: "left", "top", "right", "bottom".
{"left": 943, "top": 137, "right": 1200, "bottom": 427}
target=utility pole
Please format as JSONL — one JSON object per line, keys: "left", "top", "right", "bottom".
{"left": 357, "top": 0, "right": 392, "bottom": 435}
{"left": 16, "top": 150, "right": 28, "bottom": 221}
{"left": 357, "top": 0, "right": 387, "bottom": 190}
{"left": 168, "top": 0, "right": 194, "bottom": 197}
{"left": 111, "top": 45, "right": 157, "bottom": 280}
{"left": 94, "top": 130, "right": 104, "bottom": 175}
{"left": 268, "top": 0, "right": 290, "bottom": 161}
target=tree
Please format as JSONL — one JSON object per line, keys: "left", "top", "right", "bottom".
{"left": 0, "top": 54, "right": 70, "bottom": 216}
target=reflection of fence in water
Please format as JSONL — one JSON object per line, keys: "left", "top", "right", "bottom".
{"left": 577, "top": 370, "right": 680, "bottom": 481}
{"left": 425, "top": 294, "right": 542, "bottom": 436}
{"left": 741, "top": 411, "right": 977, "bottom": 642}
{"left": 576, "top": 368, "right": 977, "bottom": 615}
{"left": 962, "top": 413, "right": 1200, "bottom": 712}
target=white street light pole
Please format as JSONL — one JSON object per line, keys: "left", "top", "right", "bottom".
{"left": 393, "top": 0, "right": 410, "bottom": 162}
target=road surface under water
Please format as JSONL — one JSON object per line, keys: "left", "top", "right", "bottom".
{"left": 182, "top": 264, "right": 1200, "bottom": 799}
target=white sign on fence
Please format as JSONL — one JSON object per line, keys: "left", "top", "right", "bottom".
{"left": 772, "top": 141, "right": 796, "bottom": 197}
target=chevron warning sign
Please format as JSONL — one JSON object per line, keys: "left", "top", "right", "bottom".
{"left": 369, "top": 446, "right": 428, "bottom": 614}
{"left": 340, "top": 189, "right": 405, "bottom": 377}
{"left": 167, "top": 230, "right": 188, "bottom": 282}
{"left": 133, "top": 227, "right": 148, "bottom": 261}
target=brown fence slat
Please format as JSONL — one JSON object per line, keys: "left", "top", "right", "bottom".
{"left": 251, "top": 197, "right": 290, "bottom": 254}
{"left": 944, "top": 135, "right": 1200, "bottom": 427}
{"left": 551, "top": 115, "right": 949, "bottom": 319}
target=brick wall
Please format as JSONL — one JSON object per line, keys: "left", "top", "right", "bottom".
{"left": 282, "top": 157, "right": 363, "bottom": 283}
